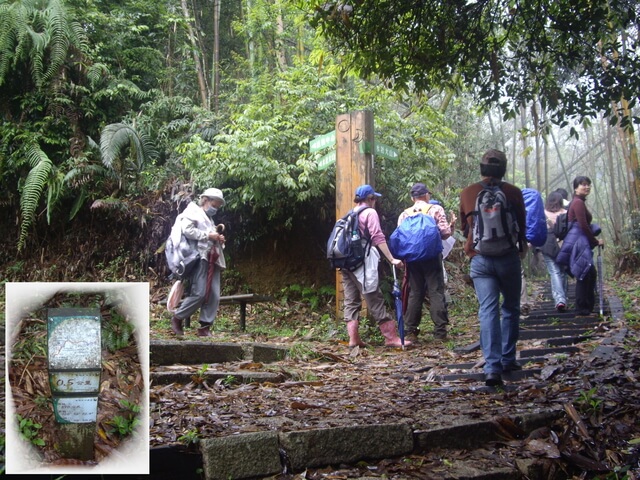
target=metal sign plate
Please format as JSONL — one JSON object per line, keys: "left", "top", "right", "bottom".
{"left": 48, "top": 309, "right": 101, "bottom": 370}
{"left": 49, "top": 371, "right": 101, "bottom": 394}
{"left": 53, "top": 397, "right": 99, "bottom": 424}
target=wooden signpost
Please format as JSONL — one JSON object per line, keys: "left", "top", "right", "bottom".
{"left": 310, "top": 111, "right": 400, "bottom": 320}
{"left": 47, "top": 308, "right": 102, "bottom": 461}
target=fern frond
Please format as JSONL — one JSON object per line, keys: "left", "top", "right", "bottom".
{"left": 18, "top": 144, "right": 53, "bottom": 251}
{"left": 41, "top": 0, "right": 70, "bottom": 85}
{"left": 100, "top": 123, "right": 157, "bottom": 173}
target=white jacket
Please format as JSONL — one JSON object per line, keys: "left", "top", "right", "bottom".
{"left": 172, "top": 202, "right": 226, "bottom": 269}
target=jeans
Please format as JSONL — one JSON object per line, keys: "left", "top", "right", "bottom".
{"left": 470, "top": 252, "right": 522, "bottom": 374}
{"left": 542, "top": 254, "right": 567, "bottom": 306}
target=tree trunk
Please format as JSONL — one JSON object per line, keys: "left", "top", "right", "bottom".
{"left": 520, "top": 105, "right": 530, "bottom": 187}
{"left": 180, "top": 0, "right": 209, "bottom": 109}
{"left": 276, "top": 7, "right": 287, "bottom": 71}
{"left": 604, "top": 118, "right": 623, "bottom": 244}
{"left": 212, "top": 0, "right": 221, "bottom": 113}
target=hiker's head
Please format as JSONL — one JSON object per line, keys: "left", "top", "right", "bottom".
{"left": 200, "top": 188, "right": 225, "bottom": 206}
{"left": 199, "top": 188, "right": 225, "bottom": 216}
{"left": 480, "top": 149, "right": 507, "bottom": 179}
{"left": 354, "top": 184, "right": 382, "bottom": 203}
{"left": 410, "top": 182, "right": 430, "bottom": 201}
{"left": 572, "top": 176, "right": 592, "bottom": 197}
{"left": 545, "top": 191, "right": 565, "bottom": 213}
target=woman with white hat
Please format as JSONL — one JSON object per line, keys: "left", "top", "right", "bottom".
{"left": 171, "top": 188, "right": 226, "bottom": 337}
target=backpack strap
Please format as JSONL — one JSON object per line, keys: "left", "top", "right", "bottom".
{"left": 404, "top": 203, "right": 433, "bottom": 217}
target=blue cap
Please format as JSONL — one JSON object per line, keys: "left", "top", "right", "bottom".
{"left": 355, "top": 184, "right": 382, "bottom": 199}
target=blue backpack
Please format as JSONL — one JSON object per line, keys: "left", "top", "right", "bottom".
{"left": 389, "top": 205, "right": 443, "bottom": 262}
{"left": 522, "top": 188, "right": 547, "bottom": 247}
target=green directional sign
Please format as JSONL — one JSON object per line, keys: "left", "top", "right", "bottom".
{"left": 375, "top": 142, "right": 399, "bottom": 159}
{"left": 317, "top": 150, "right": 336, "bottom": 170}
{"left": 359, "top": 141, "right": 399, "bottom": 159}
{"left": 309, "top": 131, "right": 336, "bottom": 152}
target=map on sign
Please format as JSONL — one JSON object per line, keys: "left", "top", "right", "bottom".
{"left": 48, "top": 313, "right": 101, "bottom": 370}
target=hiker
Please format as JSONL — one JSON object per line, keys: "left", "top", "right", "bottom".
{"left": 554, "top": 188, "right": 570, "bottom": 208}
{"left": 170, "top": 188, "right": 227, "bottom": 337}
{"left": 539, "top": 191, "right": 568, "bottom": 311}
{"left": 342, "top": 184, "right": 409, "bottom": 348}
{"left": 555, "top": 176, "right": 604, "bottom": 316}
{"left": 459, "top": 149, "right": 528, "bottom": 387}
{"left": 396, "top": 183, "right": 452, "bottom": 342}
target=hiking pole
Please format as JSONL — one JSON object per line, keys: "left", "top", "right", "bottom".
{"left": 597, "top": 245, "right": 604, "bottom": 316}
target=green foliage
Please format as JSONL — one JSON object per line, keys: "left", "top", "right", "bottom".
{"left": 576, "top": 387, "right": 603, "bottom": 417}
{"left": 18, "top": 144, "right": 54, "bottom": 251}
{"left": 177, "top": 429, "right": 200, "bottom": 446}
{"left": 16, "top": 414, "right": 45, "bottom": 447}
{"left": 99, "top": 123, "right": 158, "bottom": 190}
{"left": 0, "top": 0, "right": 89, "bottom": 88}
{"left": 280, "top": 284, "right": 335, "bottom": 311}
{"left": 107, "top": 399, "right": 141, "bottom": 437}
{"left": 102, "top": 312, "right": 135, "bottom": 353}
{"left": 191, "top": 364, "right": 209, "bottom": 386}
{"left": 306, "top": 0, "right": 640, "bottom": 127}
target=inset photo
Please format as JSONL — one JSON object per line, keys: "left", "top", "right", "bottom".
{"left": 5, "top": 282, "right": 149, "bottom": 475}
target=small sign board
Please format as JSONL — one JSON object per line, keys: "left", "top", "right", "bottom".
{"left": 317, "top": 150, "right": 336, "bottom": 170}
{"left": 309, "top": 131, "right": 336, "bottom": 152}
{"left": 53, "top": 397, "right": 99, "bottom": 424}
{"left": 49, "top": 371, "right": 101, "bottom": 394}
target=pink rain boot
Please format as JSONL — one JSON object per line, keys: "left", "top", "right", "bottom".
{"left": 346, "top": 320, "right": 367, "bottom": 348}
{"left": 379, "top": 320, "right": 411, "bottom": 347}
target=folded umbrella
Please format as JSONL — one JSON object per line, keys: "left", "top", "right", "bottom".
{"left": 392, "top": 265, "right": 405, "bottom": 349}
{"left": 597, "top": 245, "right": 604, "bottom": 316}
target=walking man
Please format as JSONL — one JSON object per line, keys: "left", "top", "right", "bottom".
{"left": 459, "top": 150, "right": 527, "bottom": 386}
{"left": 397, "top": 183, "right": 453, "bottom": 342}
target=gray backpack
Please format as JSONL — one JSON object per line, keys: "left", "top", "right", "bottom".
{"left": 469, "top": 182, "right": 519, "bottom": 256}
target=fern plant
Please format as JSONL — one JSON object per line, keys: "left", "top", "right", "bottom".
{"left": 102, "top": 312, "right": 135, "bottom": 353}
{"left": 18, "top": 143, "right": 54, "bottom": 251}
{"left": 99, "top": 122, "right": 158, "bottom": 191}
{"left": 0, "top": 0, "right": 89, "bottom": 88}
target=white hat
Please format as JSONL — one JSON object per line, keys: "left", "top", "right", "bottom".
{"left": 200, "top": 188, "right": 225, "bottom": 206}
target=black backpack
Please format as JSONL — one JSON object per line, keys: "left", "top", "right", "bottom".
{"left": 552, "top": 202, "right": 572, "bottom": 240}
{"left": 326, "top": 207, "right": 371, "bottom": 270}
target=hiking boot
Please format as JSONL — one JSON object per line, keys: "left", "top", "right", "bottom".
{"left": 485, "top": 373, "right": 503, "bottom": 387}
{"left": 197, "top": 323, "right": 213, "bottom": 337}
{"left": 404, "top": 332, "right": 419, "bottom": 344}
{"left": 346, "top": 320, "right": 367, "bottom": 348}
{"left": 556, "top": 302, "right": 566, "bottom": 312}
{"left": 502, "top": 362, "right": 523, "bottom": 372}
{"left": 171, "top": 316, "right": 184, "bottom": 336}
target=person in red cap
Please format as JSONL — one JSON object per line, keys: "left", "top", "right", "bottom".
{"left": 397, "top": 183, "right": 453, "bottom": 342}
{"left": 170, "top": 188, "right": 226, "bottom": 337}
{"left": 342, "top": 184, "right": 410, "bottom": 348}
{"left": 459, "top": 150, "right": 527, "bottom": 387}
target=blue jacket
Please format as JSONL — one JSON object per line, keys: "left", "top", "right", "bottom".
{"left": 555, "top": 223, "right": 598, "bottom": 280}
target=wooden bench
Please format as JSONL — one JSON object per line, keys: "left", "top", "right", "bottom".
{"left": 219, "top": 293, "right": 273, "bottom": 331}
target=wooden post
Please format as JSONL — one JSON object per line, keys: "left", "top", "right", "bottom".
{"left": 335, "top": 110, "right": 375, "bottom": 321}
{"left": 48, "top": 308, "right": 102, "bottom": 461}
